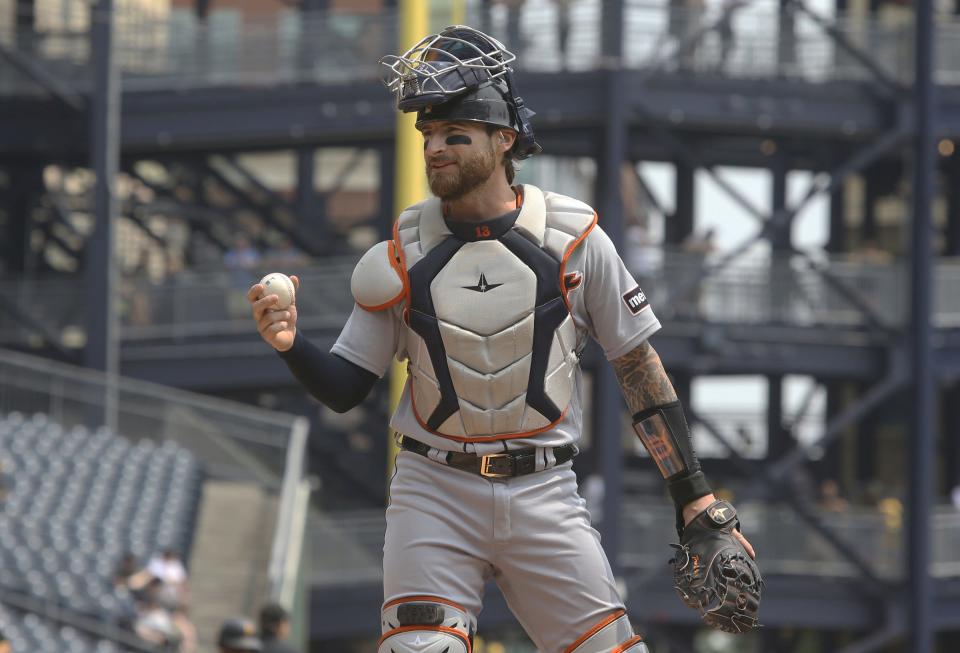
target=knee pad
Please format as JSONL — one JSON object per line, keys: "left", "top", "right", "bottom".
{"left": 379, "top": 596, "right": 473, "bottom": 653}
{"left": 567, "top": 609, "right": 649, "bottom": 653}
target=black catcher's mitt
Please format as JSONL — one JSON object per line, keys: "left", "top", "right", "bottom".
{"left": 669, "top": 500, "right": 763, "bottom": 634}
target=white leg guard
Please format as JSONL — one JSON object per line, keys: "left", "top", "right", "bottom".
{"left": 379, "top": 596, "right": 473, "bottom": 653}
{"left": 566, "top": 610, "right": 650, "bottom": 653}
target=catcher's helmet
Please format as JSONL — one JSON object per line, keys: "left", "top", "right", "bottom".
{"left": 380, "top": 25, "right": 541, "bottom": 160}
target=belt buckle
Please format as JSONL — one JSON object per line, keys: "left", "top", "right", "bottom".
{"left": 480, "top": 453, "right": 513, "bottom": 478}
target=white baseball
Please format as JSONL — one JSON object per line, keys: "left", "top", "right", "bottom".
{"left": 260, "top": 272, "right": 295, "bottom": 309}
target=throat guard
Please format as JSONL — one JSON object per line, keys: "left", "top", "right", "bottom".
{"left": 391, "top": 184, "right": 596, "bottom": 442}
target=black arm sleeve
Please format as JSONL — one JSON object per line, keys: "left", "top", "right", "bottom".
{"left": 277, "top": 331, "right": 379, "bottom": 413}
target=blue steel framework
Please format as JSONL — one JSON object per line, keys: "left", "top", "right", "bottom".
{"left": 2, "top": 0, "right": 960, "bottom": 651}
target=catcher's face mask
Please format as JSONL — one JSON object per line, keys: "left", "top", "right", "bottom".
{"left": 380, "top": 25, "right": 541, "bottom": 160}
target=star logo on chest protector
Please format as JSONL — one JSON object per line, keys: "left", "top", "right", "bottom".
{"left": 462, "top": 273, "right": 503, "bottom": 293}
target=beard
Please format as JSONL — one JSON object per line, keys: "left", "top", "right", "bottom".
{"left": 426, "top": 141, "right": 498, "bottom": 200}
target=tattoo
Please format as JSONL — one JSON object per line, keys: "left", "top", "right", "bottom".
{"left": 610, "top": 340, "right": 678, "bottom": 415}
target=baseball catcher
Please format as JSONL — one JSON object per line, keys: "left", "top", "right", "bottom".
{"left": 249, "top": 23, "right": 760, "bottom": 653}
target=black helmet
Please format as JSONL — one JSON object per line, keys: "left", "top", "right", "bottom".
{"left": 380, "top": 25, "right": 541, "bottom": 159}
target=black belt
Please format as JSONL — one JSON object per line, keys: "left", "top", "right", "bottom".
{"left": 400, "top": 436, "right": 576, "bottom": 478}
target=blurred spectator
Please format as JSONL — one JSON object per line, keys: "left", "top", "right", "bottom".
{"left": 146, "top": 548, "right": 190, "bottom": 609}
{"left": 135, "top": 580, "right": 182, "bottom": 651}
{"left": 225, "top": 235, "right": 262, "bottom": 316}
{"left": 493, "top": 0, "right": 525, "bottom": 54}
{"left": 818, "top": 479, "right": 850, "bottom": 513}
{"left": 259, "top": 602, "right": 299, "bottom": 653}
{"left": 264, "top": 237, "right": 308, "bottom": 270}
{"left": 113, "top": 551, "right": 153, "bottom": 595}
{"left": 848, "top": 238, "right": 891, "bottom": 265}
{"left": 219, "top": 616, "right": 263, "bottom": 653}
{"left": 669, "top": 0, "right": 705, "bottom": 70}
{"left": 716, "top": 0, "right": 747, "bottom": 73}
{"left": 0, "top": 628, "right": 9, "bottom": 653}
{"left": 147, "top": 549, "right": 188, "bottom": 587}
{"left": 172, "top": 607, "right": 198, "bottom": 653}
{"left": 675, "top": 228, "right": 716, "bottom": 318}
{"left": 682, "top": 227, "right": 716, "bottom": 256}
{"left": 553, "top": 0, "right": 572, "bottom": 69}
{"left": 952, "top": 484, "right": 960, "bottom": 511}
{"left": 625, "top": 224, "right": 658, "bottom": 280}
{"left": 225, "top": 235, "right": 261, "bottom": 276}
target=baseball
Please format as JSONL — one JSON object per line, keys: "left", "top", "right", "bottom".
{"left": 259, "top": 272, "right": 296, "bottom": 309}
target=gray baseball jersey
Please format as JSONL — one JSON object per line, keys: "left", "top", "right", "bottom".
{"left": 333, "top": 199, "right": 659, "bottom": 652}
{"left": 332, "top": 222, "right": 661, "bottom": 455}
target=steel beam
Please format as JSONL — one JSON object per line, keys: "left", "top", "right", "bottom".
{"left": 768, "top": 374, "right": 789, "bottom": 460}
{"left": 945, "top": 384, "right": 960, "bottom": 494}
{"left": 907, "top": 0, "right": 937, "bottom": 649}
{"left": 3, "top": 165, "right": 41, "bottom": 273}
{"left": 771, "top": 369, "right": 904, "bottom": 479}
{"left": 0, "top": 45, "right": 84, "bottom": 111}
{"left": 668, "top": 161, "right": 694, "bottom": 245}
{"left": 125, "top": 167, "right": 231, "bottom": 251}
{"left": 593, "top": 0, "right": 627, "bottom": 577}
{"left": 636, "top": 101, "right": 906, "bottom": 330}
{"left": 377, "top": 143, "right": 395, "bottom": 241}
{"left": 84, "top": 0, "right": 120, "bottom": 432}
{"left": 828, "top": 167, "right": 848, "bottom": 253}
{"left": 195, "top": 160, "right": 320, "bottom": 255}
{"left": 788, "top": 0, "right": 903, "bottom": 98}
{"left": 946, "top": 158, "right": 960, "bottom": 255}
{"left": 689, "top": 407, "right": 889, "bottom": 595}
{"left": 295, "top": 147, "right": 326, "bottom": 247}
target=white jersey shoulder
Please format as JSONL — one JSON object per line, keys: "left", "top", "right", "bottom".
{"left": 351, "top": 240, "right": 407, "bottom": 311}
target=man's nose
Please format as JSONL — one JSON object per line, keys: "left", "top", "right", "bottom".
{"left": 423, "top": 133, "right": 446, "bottom": 157}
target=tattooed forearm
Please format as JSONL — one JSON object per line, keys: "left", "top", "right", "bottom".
{"left": 610, "top": 340, "right": 678, "bottom": 415}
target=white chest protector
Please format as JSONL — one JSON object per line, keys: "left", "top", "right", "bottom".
{"left": 351, "top": 184, "right": 597, "bottom": 443}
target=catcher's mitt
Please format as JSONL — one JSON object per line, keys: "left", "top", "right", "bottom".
{"left": 669, "top": 500, "right": 763, "bottom": 634}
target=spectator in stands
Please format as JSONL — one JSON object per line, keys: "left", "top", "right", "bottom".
{"left": 218, "top": 616, "right": 262, "bottom": 653}
{"left": 171, "top": 606, "right": 198, "bottom": 653}
{"left": 264, "top": 237, "right": 308, "bottom": 271}
{"left": 676, "top": 227, "right": 716, "bottom": 318}
{"left": 0, "top": 628, "right": 9, "bottom": 653}
{"left": 114, "top": 552, "right": 152, "bottom": 591}
{"left": 716, "top": 0, "right": 747, "bottom": 73}
{"left": 226, "top": 235, "right": 262, "bottom": 317}
{"left": 849, "top": 238, "right": 892, "bottom": 265}
{"left": 492, "top": 0, "right": 525, "bottom": 55}
{"left": 135, "top": 579, "right": 183, "bottom": 651}
{"left": 553, "top": 0, "right": 572, "bottom": 69}
{"left": 147, "top": 548, "right": 189, "bottom": 607}
{"left": 818, "top": 479, "right": 850, "bottom": 513}
{"left": 259, "top": 602, "right": 299, "bottom": 653}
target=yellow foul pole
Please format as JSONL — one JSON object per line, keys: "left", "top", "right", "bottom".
{"left": 388, "top": 0, "right": 429, "bottom": 475}
{"left": 451, "top": 0, "right": 465, "bottom": 26}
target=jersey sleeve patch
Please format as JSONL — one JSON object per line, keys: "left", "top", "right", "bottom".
{"left": 621, "top": 285, "right": 649, "bottom": 315}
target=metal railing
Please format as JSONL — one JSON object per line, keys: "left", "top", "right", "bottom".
{"left": 4, "top": 0, "right": 960, "bottom": 96}
{"left": 308, "top": 502, "right": 960, "bottom": 586}
{"left": 2, "top": 252, "right": 959, "bottom": 350}
{"left": 0, "top": 348, "right": 311, "bottom": 617}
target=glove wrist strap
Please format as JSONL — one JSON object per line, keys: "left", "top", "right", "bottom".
{"left": 667, "top": 470, "right": 713, "bottom": 507}
{"left": 669, "top": 471, "right": 714, "bottom": 536}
